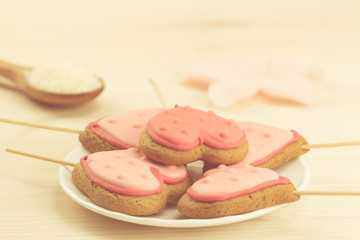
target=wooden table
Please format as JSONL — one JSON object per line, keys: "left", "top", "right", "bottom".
{"left": 1, "top": 1, "right": 360, "bottom": 239}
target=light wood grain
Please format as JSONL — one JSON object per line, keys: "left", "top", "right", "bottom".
{"left": 1, "top": 0, "right": 360, "bottom": 239}
{"left": 0, "top": 117, "right": 82, "bottom": 134}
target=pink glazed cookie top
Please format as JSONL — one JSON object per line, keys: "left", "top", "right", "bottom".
{"left": 89, "top": 108, "right": 164, "bottom": 149}
{"left": 203, "top": 121, "right": 300, "bottom": 175}
{"left": 187, "top": 164, "right": 291, "bottom": 201}
{"left": 237, "top": 121, "right": 299, "bottom": 166}
{"left": 146, "top": 105, "right": 247, "bottom": 151}
{"left": 81, "top": 148, "right": 188, "bottom": 196}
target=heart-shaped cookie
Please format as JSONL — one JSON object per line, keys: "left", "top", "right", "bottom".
{"left": 79, "top": 108, "right": 164, "bottom": 153}
{"left": 72, "top": 148, "right": 191, "bottom": 216}
{"left": 177, "top": 164, "right": 300, "bottom": 218}
{"left": 203, "top": 121, "right": 309, "bottom": 171}
{"left": 139, "top": 105, "right": 249, "bottom": 165}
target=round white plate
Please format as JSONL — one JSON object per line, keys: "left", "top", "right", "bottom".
{"left": 58, "top": 146, "right": 310, "bottom": 228}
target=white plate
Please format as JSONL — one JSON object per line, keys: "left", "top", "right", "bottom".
{"left": 58, "top": 146, "right": 310, "bottom": 228}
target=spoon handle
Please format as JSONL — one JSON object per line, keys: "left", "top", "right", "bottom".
{"left": 0, "top": 59, "right": 29, "bottom": 83}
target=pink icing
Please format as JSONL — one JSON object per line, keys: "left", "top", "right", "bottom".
{"left": 80, "top": 148, "right": 188, "bottom": 196}
{"left": 237, "top": 121, "right": 299, "bottom": 167}
{"left": 204, "top": 122, "right": 300, "bottom": 175}
{"left": 187, "top": 164, "right": 291, "bottom": 201}
{"left": 89, "top": 108, "right": 164, "bottom": 149}
{"left": 146, "top": 105, "right": 247, "bottom": 151}
{"left": 141, "top": 155, "right": 188, "bottom": 184}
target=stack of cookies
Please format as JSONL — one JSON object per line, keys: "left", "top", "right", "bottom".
{"left": 73, "top": 105, "right": 309, "bottom": 218}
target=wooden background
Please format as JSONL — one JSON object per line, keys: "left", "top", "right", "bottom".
{"left": 1, "top": 1, "right": 360, "bottom": 239}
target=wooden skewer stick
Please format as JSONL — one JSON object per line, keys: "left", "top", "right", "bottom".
{"left": 148, "top": 77, "right": 171, "bottom": 109}
{"left": 6, "top": 148, "right": 76, "bottom": 167}
{"left": 148, "top": 77, "right": 360, "bottom": 151}
{"left": 0, "top": 117, "right": 82, "bottom": 134}
{"left": 294, "top": 190, "right": 360, "bottom": 196}
{"left": 302, "top": 141, "right": 360, "bottom": 149}
{"left": 5, "top": 148, "right": 360, "bottom": 197}
{"left": 2, "top": 114, "right": 360, "bottom": 151}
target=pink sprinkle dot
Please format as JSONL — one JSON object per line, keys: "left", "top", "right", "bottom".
{"left": 180, "top": 127, "right": 190, "bottom": 135}
{"left": 226, "top": 119, "right": 235, "bottom": 126}
{"left": 219, "top": 129, "right": 230, "bottom": 138}
{"left": 108, "top": 119, "right": 117, "bottom": 124}
{"left": 230, "top": 175, "right": 243, "bottom": 181}
{"left": 132, "top": 123, "right": 142, "bottom": 128}
{"left": 264, "top": 130, "right": 274, "bottom": 138}
{"left": 117, "top": 174, "right": 126, "bottom": 179}
{"left": 142, "top": 174, "right": 150, "bottom": 179}
{"left": 159, "top": 124, "right": 168, "bottom": 131}
{"left": 202, "top": 177, "right": 214, "bottom": 184}
{"left": 172, "top": 118, "right": 183, "bottom": 124}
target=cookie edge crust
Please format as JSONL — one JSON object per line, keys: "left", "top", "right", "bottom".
{"left": 177, "top": 183, "right": 300, "bottom": 219}
{"left": 78, "top": 126, "right": 120, "bottom": 153}
{"left": 139, "top": 130, "right": 249, "bottom": 165}
{"left": 71, "top": 162, "right": 168, "bottom": 216}
{"left": 203, "top": 135, "right": 309, "bottom": 172}
{"left": 256, "top": 135, "right": 309, "bottom": 169}
{"left": 166, "top": 175, "right": 192, "bottom": 204}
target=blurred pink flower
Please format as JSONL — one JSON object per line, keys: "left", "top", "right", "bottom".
{"left": 182, "top": 54, "right": 322, "bottom": 107}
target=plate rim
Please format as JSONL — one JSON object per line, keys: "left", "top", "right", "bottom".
{"left": 58, "top": 146, "right": 310, "bottom": 228}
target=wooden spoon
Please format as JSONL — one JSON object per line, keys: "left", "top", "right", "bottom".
{"left": 0, "top": 60, "right": 104, "bottom": 107}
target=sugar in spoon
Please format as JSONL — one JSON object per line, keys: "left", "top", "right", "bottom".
{"left": 0, "top": 59, "right": 104, "bottom": 107}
